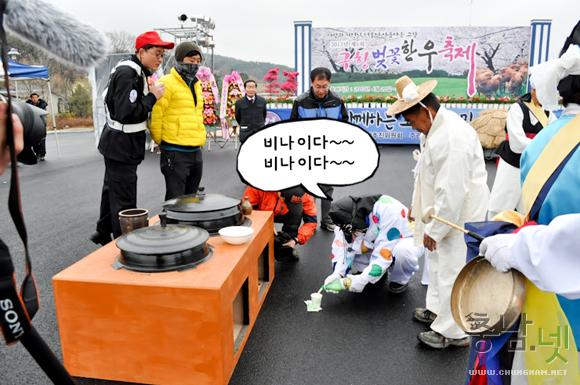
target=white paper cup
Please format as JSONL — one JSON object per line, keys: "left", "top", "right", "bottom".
{"left": 310, "top": 293, "right": 322, "bottom": 308}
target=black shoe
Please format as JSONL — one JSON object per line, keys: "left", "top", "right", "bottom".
{"left": 275, "top": 246, "right": 299, "bottom": 263}
{"left": 417, "top": 330, "right": 470, "bottom": 349}
{"left": 320, "top": 222, "right": 335, "bottom": 231}
{"left": 387, "top": 281, "right": 409, "bottom": 294}
{"left": 37, "top": 156, "right": 45, "bottom": 162}
{"left": 413, "top": 308, "right": 438, "bottom": 324}
{"left": 90, "top": 231, "right": 112, "bottom": 246}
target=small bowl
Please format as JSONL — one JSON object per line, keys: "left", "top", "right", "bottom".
{"left": 219, "top": 226, "right": 254, "bottom": 245}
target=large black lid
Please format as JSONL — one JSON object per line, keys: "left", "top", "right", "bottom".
{"left": 164, "top": 193, "right": 240, "bottom": 214}
{"left": 163, "top": 192, "right": 242, "bottom": 223}
{"left": 116, "top": 223, "right": 209, "bottom": 255}
{"left": 115, "top": 214, "right": 211, "bottom": 272}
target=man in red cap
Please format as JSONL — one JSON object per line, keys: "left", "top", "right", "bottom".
{"left": 92, "top": 31, "right": 174, "bottom": 245}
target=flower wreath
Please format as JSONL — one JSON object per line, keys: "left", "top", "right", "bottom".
{"left": 219, "top": 71, "right": 246, "bottom": 138}
{"left": 196, "top": 66, "right": 220, "bottom": 126}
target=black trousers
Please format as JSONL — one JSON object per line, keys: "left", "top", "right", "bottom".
{"left": 239, "top": 127, "right": 262, "bottom": 144}
{"left": 274, "top": 199, "right": 303, "bottom": 239}
{"left": 319, "top": 185, "right": 334, "bottom": 225}
{"left": 96, "top": 157, "right": 138, "bottom": 238}
{"left": 160, "top": 149, "right": 203, "bottom": 200}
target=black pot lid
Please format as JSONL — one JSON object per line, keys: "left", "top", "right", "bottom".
{"left": 116, "top": 223, "right": 209, "bottom": 255}
{"left": 163, "top": 193, "right": 240, "bottom": 214}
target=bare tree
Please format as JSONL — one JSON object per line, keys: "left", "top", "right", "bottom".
{"left": 105, "top": 31, "right": 136, "bottom": 54}
{"left": 476, "top": 43, "right": 501, "bottom": 73}
{"left": 320, "top": 40, "right": 344, "bottom": 73}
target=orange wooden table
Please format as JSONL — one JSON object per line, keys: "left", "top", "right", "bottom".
{"left": 53, "top": 211, "right": 274, "bottom": 385}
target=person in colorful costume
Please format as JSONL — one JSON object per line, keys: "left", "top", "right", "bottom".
{"left": 322, "top": 195, "right": 422, "bottom": 294}
{"left": 469, "top": 24, "right": 580, "bottom": 385}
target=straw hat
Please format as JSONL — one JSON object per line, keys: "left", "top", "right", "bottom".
{"left": 387, "top": 76, "right": 438, "bottom": 116}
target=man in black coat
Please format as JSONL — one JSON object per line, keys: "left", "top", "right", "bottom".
{"left": 235, "top": 79, "right": 267, "bottom": 143}
{"left": 91, "top": 31, "right": 173, "bottom": 245}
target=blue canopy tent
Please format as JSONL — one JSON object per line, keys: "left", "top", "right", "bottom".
{"left": 0, "top": 60, "right": 60, "bottom": 155}
{"left": 6, "top": 60, "right": 49, "bottom": 79}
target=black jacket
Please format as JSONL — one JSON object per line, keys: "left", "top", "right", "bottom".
{"left": 98, "top": 55, "right": 157, "bottom": 164}
{"left": 290, "top": 89, "right": 348, "bottom": 122}
{"left": 235, "top": 95, "right": 267, "bottom": 129}
{"left": 26, "top": 98, "right": 48, "bottom": 110}
{"left": 235, "top": 95, "right": 267, "bottom": 142}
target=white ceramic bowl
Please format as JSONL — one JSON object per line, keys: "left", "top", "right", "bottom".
{"left": 218, "top": 226, "right": 254, "bottom": 245}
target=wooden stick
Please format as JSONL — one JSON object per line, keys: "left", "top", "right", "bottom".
{"left": 430, "top": 214, "right": 469, "bottom": 234}
{"left": 430, "top": 214, "right": 485, "bottom": 242}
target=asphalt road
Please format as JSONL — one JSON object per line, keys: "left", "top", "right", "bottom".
{"left": 0, "top": 131, "right": 497, "bottom": 385}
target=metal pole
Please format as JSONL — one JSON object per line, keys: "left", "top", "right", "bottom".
{"left": 46, "top": 79, "right": 61, "bottom": 157}
{"left": 468, "top": 0, "right": 474, "bottom": 27}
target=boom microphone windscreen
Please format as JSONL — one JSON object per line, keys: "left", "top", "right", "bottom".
{"left": 3, "top": 0, "right": 109, "bottom": 68}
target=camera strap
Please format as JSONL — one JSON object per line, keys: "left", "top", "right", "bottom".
{"left": 0, "top": 0, "right": 39, "bottom": 344}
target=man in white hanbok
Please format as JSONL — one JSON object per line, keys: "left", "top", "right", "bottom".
{"left": 388, "top": 76, "right": 489, "bottom": 349}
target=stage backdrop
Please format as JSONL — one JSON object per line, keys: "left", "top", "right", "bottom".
{"left": 310, "top": 26, "right": 531, "bottom": 99}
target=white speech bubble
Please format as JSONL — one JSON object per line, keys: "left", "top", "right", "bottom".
{"left": 237, "top": 118, "right": 380, "bottom": 199}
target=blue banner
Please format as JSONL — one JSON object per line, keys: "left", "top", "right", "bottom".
{"left": 267, "top": 107, "right": 487, "bottom": 145}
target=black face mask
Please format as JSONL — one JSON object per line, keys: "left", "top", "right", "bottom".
{"left": 176, "top": 63, "right": 199, "bottom": 80}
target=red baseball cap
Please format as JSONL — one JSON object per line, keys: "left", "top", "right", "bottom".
{"left": 135, "top": 31, "right": 175, "bottom": 50}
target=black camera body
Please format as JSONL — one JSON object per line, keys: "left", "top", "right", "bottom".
{"left": 10, "top": 101, "right": 46, "bottom": 165}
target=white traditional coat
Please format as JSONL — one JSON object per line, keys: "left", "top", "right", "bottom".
{"left": 411, "top": 107, "right": 489, "bottom": 339}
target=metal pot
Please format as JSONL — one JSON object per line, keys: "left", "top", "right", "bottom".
{"left": 115, "top": 213, "right": 211, "bottom": 272}
{"left": 163, "top": 191, "right": 248, "bottom": 234}
{"left": 451, "top": 257, "right": 526, "bottom": 336}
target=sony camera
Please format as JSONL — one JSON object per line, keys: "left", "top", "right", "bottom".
{"left": 0, "top": 100, "right": 46, "bottom": 165}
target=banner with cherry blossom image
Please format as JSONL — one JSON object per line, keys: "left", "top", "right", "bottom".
{"left": 311, "top": 26, "right": 531, "bottom": 98}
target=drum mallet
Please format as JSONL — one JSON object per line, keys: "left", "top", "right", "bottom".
{"left": 421, "top": 207, "right": 485, "bottom": 242}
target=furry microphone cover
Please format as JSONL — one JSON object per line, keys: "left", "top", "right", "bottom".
{"left": 4, "top": 0, "right": 109, "bottom": 68}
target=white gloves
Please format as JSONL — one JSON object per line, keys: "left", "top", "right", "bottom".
{"left": 479, "top": 233, "right": 516, "bottom": 273}
{"left": 347, "top": 274, "right": 368, "bottom": 293}
{"left": 324, "top": 271, "right": 343, "bottom": 286}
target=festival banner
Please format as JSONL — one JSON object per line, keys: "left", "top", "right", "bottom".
{"left": 310, "top": 26, "right": 531, "bottom": 99}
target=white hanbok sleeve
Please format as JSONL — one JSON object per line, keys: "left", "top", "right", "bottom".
{"left": 509, "top": 214, "right": 580, "bottom": 300}
{"left": 506, "top": 103, "right": 530, "bottom": 154}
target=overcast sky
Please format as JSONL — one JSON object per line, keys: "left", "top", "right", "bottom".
{"left": 49, "top": 0, "right": 577, "bottom": 66}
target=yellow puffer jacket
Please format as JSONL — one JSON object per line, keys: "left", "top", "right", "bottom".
{"left": 150, "top": 67, "right": 206, "bottom": 146}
